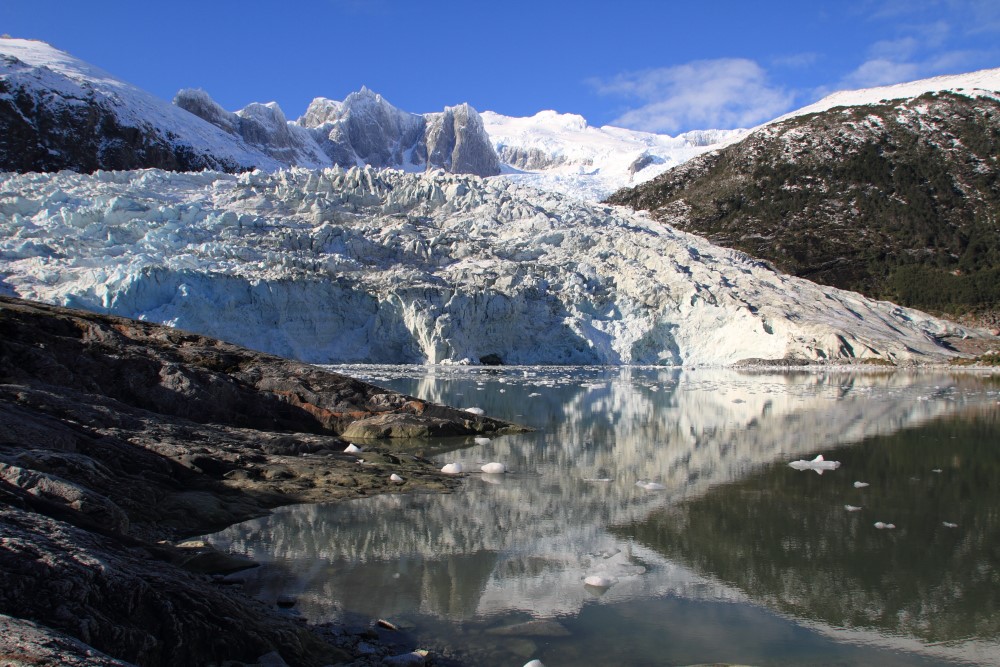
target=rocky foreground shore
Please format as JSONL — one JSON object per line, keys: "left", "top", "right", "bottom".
{"left": 0, "top": 296, "right": 525, "bottom": 666}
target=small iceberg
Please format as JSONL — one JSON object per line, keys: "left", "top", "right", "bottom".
{"left": 524, "top": 661, "right": 545, "bottom": 667}
{"left": 854, "top": 481, "right": 870, "bottom": 488}
{"left": 874, "top": 521, "right": 896, "bottom": 530}
{"left": 441, "top": 462, "right": 464, "bottom": 474}
{"left": 481, "top": 462, "right": 506, "bottom": 474}
{"left": 788, "top": 454, "right": 840, "bottom": 474}
{"left": 584, "top": 575, "right": 614, "bottom": 588}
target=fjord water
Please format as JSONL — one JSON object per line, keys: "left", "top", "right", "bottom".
{"left": 207, "top": 368, "right": 1000, "bottom": 666}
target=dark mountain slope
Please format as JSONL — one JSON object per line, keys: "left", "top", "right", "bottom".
{"left": 607, "top": 91, "right": 1000, "bottom": 325}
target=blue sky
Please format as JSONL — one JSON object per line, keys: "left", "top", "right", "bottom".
{"left": 2, "top": 0, "right": 998, "bottom": 134}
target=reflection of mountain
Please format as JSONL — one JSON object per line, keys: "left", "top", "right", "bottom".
{"left": 208, "top": 370, "right": 997, "bottom": 640}
{"left": 613, "top": 411, "right": 1000, "bottom": 661}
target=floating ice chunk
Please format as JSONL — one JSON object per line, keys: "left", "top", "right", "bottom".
{"left": 844, "top": 505, "right": 863, "bottom": 512}
{"left": 788, "top": 454, "right": 840, "bottom": 474}
{"left": 854, "top": 481, "right": 870, "bottom": 488}
{"left": 464, "top": 407, "right": 486, "bottom": 416}
{"left": 931, "top": 468, "right": 943, "bottom": 473}
{"left": 524, "top": 661, "right": 545, "bottom": 667}
{"left": 390, "top": 473, "right": 404, "bottom": 483}
{"left": 344, "top": 444, "right": 362, "bottom": 453}
{"left": 440, "top": 462, "right": 464, "bottom": 474}
{"left": 943, "top": 521, "right": 958, "bottom": 528}
{"left": 584, "top": 575, "right": 614, "bottom": 588}
{"left": 636, "top": 480, "right": 666, "bottom": 490}
{"left": 481, "top": 462, "right": 506, "bottom": 474}
{"left": 528, "top": 392, "right": 541, "bottom": 397}
{"left": 874, "top": 521, "right": 896, "bottom": 529}
{"left": 474, "top": 436, "right": 491, "bottom": 445}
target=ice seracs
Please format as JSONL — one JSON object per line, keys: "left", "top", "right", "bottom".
{"left": 0, "top": 167, "right": 983, "bottom": 366}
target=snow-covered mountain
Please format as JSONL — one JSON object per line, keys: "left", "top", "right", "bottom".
{"left": 0, "top": 38, "right": 501, "bottom": 177}
{"left": 0, "top": 37, "right": 733, "bottom": 190}
{"left": 301, "top": 88, "right": 500, "bottom": 175}
{"left": 179, "top": 87, "right": 502, "bottom": 177}
{"left": 0, "top": 166, "right": 981, "bottom": 366}
{"left": 768, "top": 67, "right": 1000, "bottom": 124}
{"left": 483, "top": 110, "right": 747, "bottom": 200}
{"left": 0, "top": 37, "right": 281, "bottom": 173}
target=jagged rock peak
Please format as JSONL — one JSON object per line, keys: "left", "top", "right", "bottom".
{"left": 299, "top": 97, "right": 343, "bottom": 128}
{"left": 425, "top": 103, "right": 501, "bottom": 176}
{"left": 174, "top": 87, "right": 331, "bottom": 169}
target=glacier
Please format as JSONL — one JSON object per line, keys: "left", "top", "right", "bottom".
{"left": 0, "top": 166, "right": 979, "bottom": 366}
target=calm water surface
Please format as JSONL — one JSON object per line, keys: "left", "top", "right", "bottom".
{"left": 206, "top": 367, "right": 1000, "bottom": 666}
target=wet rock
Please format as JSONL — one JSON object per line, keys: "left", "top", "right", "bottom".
{"left": 343, "top": 413, "right": 479, "bottom": 439}
{"left": 0, "top": 614, "right": 133, "bottom": 666}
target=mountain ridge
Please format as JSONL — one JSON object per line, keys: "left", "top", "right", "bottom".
{"left": 0, "top": 37, "right": 735, "bottom": 191}
{"left": 607, "top": 72, "right": 1000, "bottom": 326}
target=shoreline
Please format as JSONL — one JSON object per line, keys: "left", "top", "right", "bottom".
{"left": 0, "top": 296, "right": 524, "bottom": 666}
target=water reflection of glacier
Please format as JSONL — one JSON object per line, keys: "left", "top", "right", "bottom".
{"left": 207, "top": 368, "right": 999, "bottom": 662}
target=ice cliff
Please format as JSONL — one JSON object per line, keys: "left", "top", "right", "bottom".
{"left": 0, "top": 166, "right": 977, "bottom": 365}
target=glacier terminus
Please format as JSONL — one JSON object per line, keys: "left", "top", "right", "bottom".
{"left": 0, "top": 166, "right": 980, "bottom": 366}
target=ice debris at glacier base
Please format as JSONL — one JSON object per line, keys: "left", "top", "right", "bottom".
{"left": 788, "top": 454, "right": 841, "bottom": 474}
{"left": 0, "top": 166, "right": 981, "bottom": 366}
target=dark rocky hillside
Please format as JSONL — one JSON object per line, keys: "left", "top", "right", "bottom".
{"left": 607, "top": 91, "right": 1000, "bottom": 327}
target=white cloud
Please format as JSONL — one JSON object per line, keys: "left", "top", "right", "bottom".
{"left": 589, "top": 58, "right": 794, "bottom": 134}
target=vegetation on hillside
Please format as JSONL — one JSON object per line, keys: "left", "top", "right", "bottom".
{"left": 607, "top": 92, "right": 1000, "bottom": 323}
